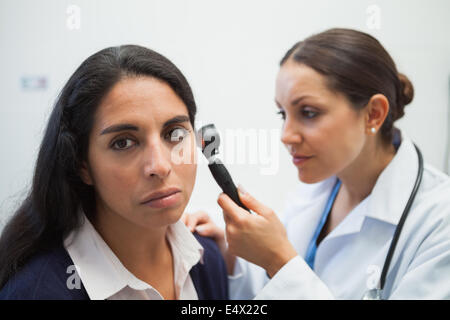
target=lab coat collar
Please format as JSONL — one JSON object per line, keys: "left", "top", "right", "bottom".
{"left": 283, "top": 176, "right": 339, "bottom": 255}
{"left": 329, "top": 136, "right": 420, "bottom": 237}
{"left": 365, "top": 136, "right": 420, "bottom": 226}
{"left": 285, "top": 135, "right": 421, "bottom": 252}
{"left": 64, "top": 212, "right": 204, "bottom": 300}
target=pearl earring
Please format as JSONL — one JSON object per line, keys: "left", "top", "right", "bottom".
{"left": 371, "top": 127, "right": 376, "bottom": 134}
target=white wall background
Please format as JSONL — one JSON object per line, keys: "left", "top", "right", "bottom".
{"left": 1, "top": 0, "right": 449, "bottom": 228}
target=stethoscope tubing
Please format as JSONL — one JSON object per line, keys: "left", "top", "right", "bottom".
{"left": 378, "top": 143, "right": 424, "bottom": 291}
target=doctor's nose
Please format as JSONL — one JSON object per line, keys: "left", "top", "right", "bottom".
{"left": 280, "top": 119, "right": 302, "bottom": 147}
{"left": 142, "top": 142, "right": 172, "bottom": 179}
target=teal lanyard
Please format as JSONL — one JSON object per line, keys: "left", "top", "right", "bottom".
{"left": 305, "top": 179, "right": 341, "bottom": 270}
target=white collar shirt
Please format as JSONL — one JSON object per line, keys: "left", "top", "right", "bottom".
{"left": 64, "top": 213, "right": 204, "bottom": 300}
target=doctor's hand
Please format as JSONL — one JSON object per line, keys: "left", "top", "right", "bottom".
{"left": 181, "top": 210, "right": 237, "bottom": 274}
{"left": 181, "top": 210, "right": 227, "bottom": 254}
{"left": 218, "top": 186, "right": 298, "bottom": 278}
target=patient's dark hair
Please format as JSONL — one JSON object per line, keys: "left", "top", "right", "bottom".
{"left": 281, "top": 28, "right": 414, "bottom": 145}
{"left": 0, "top": 45, "right": 197, "bottom": 289}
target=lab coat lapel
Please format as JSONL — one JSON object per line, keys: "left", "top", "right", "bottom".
{"left": 366, "top": 137, "right": 420, "bottom": 226}
{"left": 314, "top": 138, "right": 421, "bottom": 290}
{"left": 284, "top": 137, "right": 419, "bottom": 266}
{"left": 318, "top": 137, "right": 419, "bottom": 242}
{"left": 314, "top": 137, "right": 419, "bottom": 275}
{"left": 284, "top": 177, "right": 337, "bottom": 257}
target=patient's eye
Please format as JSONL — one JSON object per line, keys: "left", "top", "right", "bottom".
{"left": 166, "top": 127, "right": 190, "bottom": 143}
{"left": 111, "top": 137, "right": 137, "bottom": 150}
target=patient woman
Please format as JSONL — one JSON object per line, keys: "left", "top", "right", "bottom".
{"left": 0, "top": 45, "right": 228, "bottom": 300}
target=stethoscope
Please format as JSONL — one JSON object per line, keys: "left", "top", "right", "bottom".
{"left": 362, "top": 143, "right": 424, "bottom": 300}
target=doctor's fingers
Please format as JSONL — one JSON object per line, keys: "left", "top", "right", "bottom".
{"left": 217, "top": 193, "right": 250, "bottom": 227}
{"left": 236, "top": 186, "right": 275, "bottom": 218}
{"left": 182, "top": 210, "right": 212, "bottom": 232}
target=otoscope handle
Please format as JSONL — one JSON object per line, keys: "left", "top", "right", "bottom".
{"left": 208, "top": 159, "right": 250, "bottom": 212}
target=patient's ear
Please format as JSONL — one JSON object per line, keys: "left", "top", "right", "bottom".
{"left": 80, "top": 161, "right": 94, "bottom": 186}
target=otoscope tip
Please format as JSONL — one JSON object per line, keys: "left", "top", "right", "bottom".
{"left": 198, "top": 123, "right": 220, "bottom": 159}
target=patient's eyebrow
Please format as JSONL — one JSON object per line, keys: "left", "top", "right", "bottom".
{"left": 99, "top": 115, "right": 190, "bottom": 135}
{"left": 163, "top": 115, "right": 190, "bottom": 128}
{"left": 100, "top": 124, "right": 139, "bottom": 135}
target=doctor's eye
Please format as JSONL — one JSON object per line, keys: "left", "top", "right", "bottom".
{"left": 166, "top": 127, "right": 190, "bottom": 143}
{"left": 301, "top": 107, "right": 319, "bottom": 119}
{"left": 276, "top": 110, "right": 286, "bottom": 121}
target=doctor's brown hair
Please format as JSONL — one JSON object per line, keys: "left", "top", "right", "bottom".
{"left": 281, "top": 28, "right": 414, "bottom": 145}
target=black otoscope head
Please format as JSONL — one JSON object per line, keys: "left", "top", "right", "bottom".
{"left": 198, "top": 123, "right": 220, "bottom": 160}
{"left": 197, "top": 123, "right": 250, "bottom": 212}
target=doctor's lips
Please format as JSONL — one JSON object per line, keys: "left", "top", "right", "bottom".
{"left": 291, "top": 154, "right": 313, "bottom": 165}
{"left": 140, "top": 187, "right": 182, "bottom": 209}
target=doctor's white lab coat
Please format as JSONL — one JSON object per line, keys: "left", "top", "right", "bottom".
{"left": 229, "top": 137, "right": 450, "bottom": 299}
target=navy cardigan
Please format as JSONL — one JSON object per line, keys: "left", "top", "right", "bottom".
{"left": 0, "top": 233, "right": 228, "bottom": 300}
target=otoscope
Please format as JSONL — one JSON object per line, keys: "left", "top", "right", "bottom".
{"left": 197, "top": 124, "right": 250, "bottom": 212}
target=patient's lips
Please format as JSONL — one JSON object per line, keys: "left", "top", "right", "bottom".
{"left": 141, "top": 187, "right": 182, "bottom": 209}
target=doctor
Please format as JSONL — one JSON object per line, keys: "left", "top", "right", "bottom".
{"left": 184, "top": 28, "right": 450, "bottom": 299}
